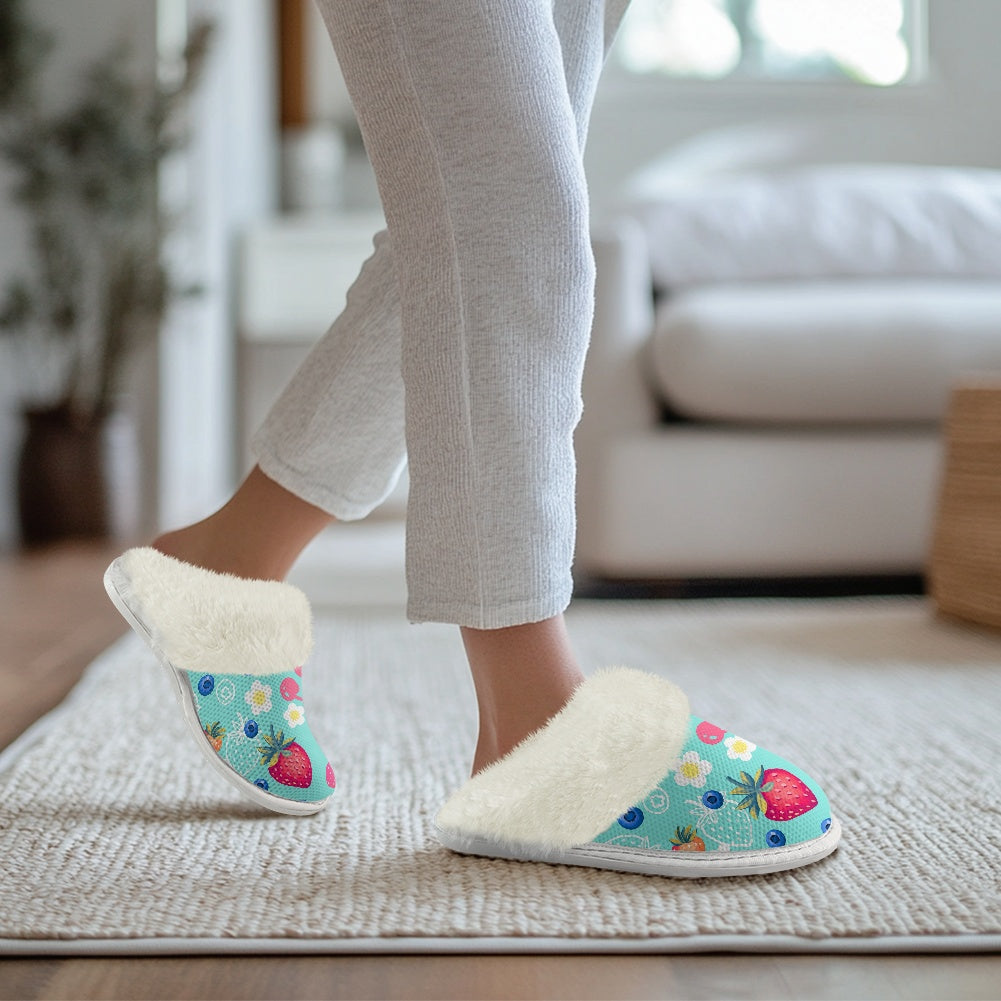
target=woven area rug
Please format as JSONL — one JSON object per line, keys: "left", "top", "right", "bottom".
{"left": 2, "top": 596, "right": 1000, "bottom": 955}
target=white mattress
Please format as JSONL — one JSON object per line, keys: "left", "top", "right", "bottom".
{"left": 649, "top": 280, "right": 1001, "bottom": 423}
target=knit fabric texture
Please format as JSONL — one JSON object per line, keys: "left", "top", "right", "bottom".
{"left": 592, "top": 715, "right": 832, "bottom": 853}
{"left": 184, "top": 667, "right": 336, "bottom": 803}
{"left": 251, "top": 0, "right": 629, "bottom": 628}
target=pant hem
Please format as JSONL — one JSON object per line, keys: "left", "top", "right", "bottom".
{"left": 406, "top": 592, "right": 572, "bottom": 630}
{"left": 251, "top": 438, "right": 391, "bottom": 523}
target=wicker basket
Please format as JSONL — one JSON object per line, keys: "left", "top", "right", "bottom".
{"left": 929, "top": 383, "right": 1001, "bottom": 629}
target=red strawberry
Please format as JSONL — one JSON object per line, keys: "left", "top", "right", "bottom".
{"left": 696, "top": 720, "right": 726, "bottom": 745}
{"left": 257, "top": 725, "right": 313, "bottom": 788}
{"left": 729, "top": 766, "right": 818, "bottom": 821}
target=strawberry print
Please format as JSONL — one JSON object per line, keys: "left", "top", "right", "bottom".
{"left": 669, "top": 825, "right": 706, "bottom": 851}
{"left": 593, "top": 713, "right": 832, "bottom": 855}
{"left": 203, "top": 721, "right": 225, "bottom": 753}
{"left": 728, "top": 766, "right": 818, "bottom": 822}
{"left": 257, "top": 724, "right": 313, "bottom": 788}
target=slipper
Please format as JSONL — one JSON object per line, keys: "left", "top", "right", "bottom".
{"left": 103, "top": 547, "right": 336, "bottom": 816}
{"left": 435, "top": 668, "right": 840, "bottom": 877}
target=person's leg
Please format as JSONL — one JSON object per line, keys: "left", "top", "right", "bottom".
{"left": 456, "top": 0, "right": 630, "bottom": 771}
{"left": 154, "top": 228, "right": 406, "bottom": 581}
{"left": 309, "top": 0, "right": 627, "bottom": 768}
{"left": 156, "top": 0, "right": 631, "bottom": 773}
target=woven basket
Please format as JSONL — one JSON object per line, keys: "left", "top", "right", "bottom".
{"left": 929, "top": 384, "right": 1001, "bottom": 629}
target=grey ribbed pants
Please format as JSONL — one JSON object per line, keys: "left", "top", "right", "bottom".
{"left": 251, "top": 1, "right": 629, "bottom": 628}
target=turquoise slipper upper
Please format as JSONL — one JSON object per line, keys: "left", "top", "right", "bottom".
{"left": 184, "top": 666, "right": 335, "bottom": 803}
{"left": 592, "top": 714, "right": 832, "bottom": 853}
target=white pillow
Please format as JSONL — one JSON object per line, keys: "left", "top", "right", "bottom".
{"left": 621, "top": 164, "right": 1001, "bottom": 288}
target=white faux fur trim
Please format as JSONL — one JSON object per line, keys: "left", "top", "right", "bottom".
{"left": 436, "top": 667, "right": 690, "bottom": 851}
{"left": 111, "top": 547, "right": 312, "bottom": 676}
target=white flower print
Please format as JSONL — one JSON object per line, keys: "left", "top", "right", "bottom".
{"left": 283, "top": 703, "right": 306, "bottom": 728}
{"left": 723, "top": 735, "right": 756, "bottom": 761}
{"left": 244, "top": 680, "right": 272, "bottom": 714}
{"left": 672, "top": 750, "right": 712, "bottom": 788}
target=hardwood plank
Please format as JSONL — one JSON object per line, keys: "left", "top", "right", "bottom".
{"left": 773, "top": 954, "right": 1001, "bottom": 1001}
{"left": 0, "top": 541, "right": 127, "bottom": 750}
{"left": 3, "top": 954, "right": 1001, "bottom": 1001}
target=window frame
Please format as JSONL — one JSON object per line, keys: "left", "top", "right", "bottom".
{"left": 604, "top": 0, "right": 930, "bottom": 102}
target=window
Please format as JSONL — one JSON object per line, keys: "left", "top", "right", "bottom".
{"left": 614, "top": 0, "right": 925, "bottom": 87}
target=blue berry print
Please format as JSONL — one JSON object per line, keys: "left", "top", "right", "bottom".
{"left": 617, "top": 807, "right": 645, "bottom": 830}
{"left": 244, "top": 719, "right": 259, "bottom": 738}
{"left": 821, "top": 817, "right": 832, "bottom": 834}
{"left": 197, "top": 675, "right": 214, "bottom": 696}
{"left": 254, "top": 778, "right": 269, "bottom": 790}
{"left": 702, "top": 790, "right": 724, "bottom": 810}
{"left": 766, "top": 830, "right": 787, "bottom": 847}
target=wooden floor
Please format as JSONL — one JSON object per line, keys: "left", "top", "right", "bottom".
{"left": 1, "top": 542, "right": 998, "bottom": 1001}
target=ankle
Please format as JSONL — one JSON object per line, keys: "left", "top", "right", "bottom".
{"left": 462, "top": 615, "right": 584, "bottom": 775}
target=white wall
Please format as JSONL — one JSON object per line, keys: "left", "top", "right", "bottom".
{"left": 585, "top": 0, "right": 1001, "bottom": 218}
{"left": 157, "top": 0, "right": 278, "bottom": 532}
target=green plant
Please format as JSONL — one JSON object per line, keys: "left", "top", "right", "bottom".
{"left": 0, "top": 0, "right": 212, "bottom": 423}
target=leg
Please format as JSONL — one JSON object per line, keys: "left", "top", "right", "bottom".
{"left": 155, "top": 228, "right": 407, "bottom": 581}
{"left": 462, "top": 616, "right": 582, "bottom": 773}
{"left": 157, "top": 0, "right": 630, "bottom": 773}
{"left": 312, "top": 0, "right": 624, "bottom": 767}
{"left": 315, "top": 0, "right": 598, "bottom": 626}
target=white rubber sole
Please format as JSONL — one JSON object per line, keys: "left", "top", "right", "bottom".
{"left": 436, "top": 816, "right": 842, "bottom": 878}
{"left": 103, "top": 557, "right": 330, "bottom": 817}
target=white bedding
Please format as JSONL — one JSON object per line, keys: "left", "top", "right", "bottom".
{"left": 622, "top": 164, "right": 1001, "bottom": 288}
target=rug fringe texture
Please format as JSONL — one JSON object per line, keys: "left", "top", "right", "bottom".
{"left": 2, "top": 598, "right": 1000, "bottom": 953}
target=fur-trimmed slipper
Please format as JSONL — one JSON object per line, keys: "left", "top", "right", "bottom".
{"left": 103, "top": 547, "right": 336, "bottom": 816}
{"left": 435, "top": 668, "right": 840, "bottom": 877}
